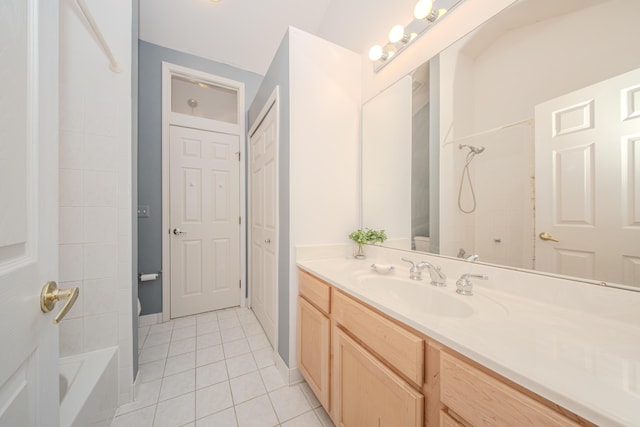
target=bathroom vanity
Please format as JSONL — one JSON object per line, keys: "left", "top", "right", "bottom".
{"left": 296, "top": 248, "right": 640, "bottom": 427}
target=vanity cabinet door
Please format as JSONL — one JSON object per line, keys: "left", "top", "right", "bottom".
{"left": 332, "top": 326, "right": 423, "bottom": 427}
{"left": 298, "top": 296, "right": 330, "bottom": 409}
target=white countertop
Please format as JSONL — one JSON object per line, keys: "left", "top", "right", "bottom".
{"left": 296, "top": 248, "right": 640, "bottom": 427}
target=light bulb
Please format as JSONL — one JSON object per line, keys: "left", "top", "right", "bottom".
{"left": 389, "top": 24, "right": 406, "bottom": 44}
{"left": 369, "top": 45, "right": 383, "bottom": 61}
{"left": 413, "top": 0, "right": 433, "bottom": 20}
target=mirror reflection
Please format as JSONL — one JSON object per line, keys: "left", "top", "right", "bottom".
{"left": 362, "top": 0, "right": 640, "bottom": 289}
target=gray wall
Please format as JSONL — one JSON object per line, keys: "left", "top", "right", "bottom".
{"left": 137, "top": 40, "right": 263, "bottom": 314}
{"left": 247, "top": 32, "right": 291, "bottom": 365}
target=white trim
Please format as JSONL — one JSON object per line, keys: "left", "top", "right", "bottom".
{"left": 275, "top": 349, "right": 303, "bottom": 386}
{"left": 247, "top": 86, "right": 280, "bottom": 353}
{"left": 248, "top": 86, "right": 279, "bottom": 137}
{"left": 161, "top": 61, "right": 246, "bottom": 322}
{"left": 138, "top": 313, "right": 162, "bottom": 328}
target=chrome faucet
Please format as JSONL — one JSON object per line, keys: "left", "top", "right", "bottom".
{"left": 455, "top": 273, "right": 488, "bottom": 296}
{"left": 401, "top": 258, "right": 447, "bottom": 286}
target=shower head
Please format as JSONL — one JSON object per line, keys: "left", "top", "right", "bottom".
{"left": 459, "top": 144, "right": 485, "bottom": 154}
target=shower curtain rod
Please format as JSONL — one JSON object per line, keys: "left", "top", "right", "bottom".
{"left": 75, "top": 0, "right": 122, "bottom": 73}
{"left": 441, "top": 118, "right": 531, "bottom": 147}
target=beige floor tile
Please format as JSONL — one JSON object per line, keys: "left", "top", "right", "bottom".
{"left": 153, "top": 392, "right": 195, "bottom": 427}
{"left": 195, "top": 381, "right": 234, "bottom": 420}
{"left": 234, "top": 395, "right": 278, "bottom": 427}
{"left": 229, "top": 371, "right": 267, "bottom": 404}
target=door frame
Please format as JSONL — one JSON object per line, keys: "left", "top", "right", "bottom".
{"left": 247, "top": 86, "right": 280, "bottom": 347}
{"left": 161, "top": 62, "right": 246, "bottom": 321}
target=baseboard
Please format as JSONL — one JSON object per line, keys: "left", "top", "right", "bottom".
{"left": 138, "top": 312, "right": 162, "bottom": 327}
{"left": 275, "top": 350, "right": 303, "bottom": 385}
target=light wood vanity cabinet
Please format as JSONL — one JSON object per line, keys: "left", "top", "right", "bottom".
{"left": 439, "top": 351, "right": 589, "bottom": 427}
{"left": 332, "top": 289, "right": 425, "bottom": 426}
{"left": 332, "top": 290, "right": 425, "bottom": 387}
{"left": 297, "top": 269, "right": 595, "bottom": 427}
{"left": 297, "top": 271, "right": 331, "bottom": 409}
{"left": 332, "top": 326, "right": 424, "bottom": 426}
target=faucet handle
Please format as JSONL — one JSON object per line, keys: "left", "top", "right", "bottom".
{"left": 401, "top": 257, "right": 417, "bottom": 268}
{"left": 402, "top": 257, "right": 424, "bottom": 280}
{"left": 455, "top": 273, "right": 487, "bottom": 296}
{"left": 462, "top": 273, "right": 487, "bottom": 280}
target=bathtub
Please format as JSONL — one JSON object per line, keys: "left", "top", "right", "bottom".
{"left": 59, "top": 347, "right": 118, "bottom": 427}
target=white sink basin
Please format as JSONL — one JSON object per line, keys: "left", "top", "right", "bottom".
{"left": 353, "top": 274, "right": 474, "bottom": 318}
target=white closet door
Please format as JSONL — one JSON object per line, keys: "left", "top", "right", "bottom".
{"left": 169, "top": 125, "right": 241, "bottom": 318}
{"left": 249, "top": 102, "right": 278, "bottom": 346}
{"left": 0, "top": 0, "right": 60, "bottom": 424}
{"left": 535, "top": 67, "right": 640, "bottom": 286}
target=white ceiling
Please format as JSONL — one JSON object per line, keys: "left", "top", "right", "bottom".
{"left": 139, "top": 0, "right": 433, "bottom": 76}
{"left": 139, "top": 0, "right": 335, "bottom": 75}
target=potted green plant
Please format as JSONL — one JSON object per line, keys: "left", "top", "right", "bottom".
{"left": 348, "top": 228, "right": 387, "bottom": 259}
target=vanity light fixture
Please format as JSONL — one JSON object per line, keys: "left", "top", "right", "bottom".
{"left": 369, "top": 0, "right": 464, "bottom": 72}
{"left": 413, "top": 0, "right": 434, "bottom": 20}
{"left": 368, "top": 45, "right": 387, "bottom": 61}
{"left": 389, "top": 24, "right": 410, "bottom": 44}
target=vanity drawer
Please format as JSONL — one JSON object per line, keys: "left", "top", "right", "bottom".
{"left": 440, "top": 410, "right": 464, "bottom": 427}
{"left": 299, "top": 269, "right": 331, "bottom": 314}
{"left": 440, "top": 351, "right": 581, "bottom": 427}
{"left": 332, "top": 290, "right": 424, "bottom": 386}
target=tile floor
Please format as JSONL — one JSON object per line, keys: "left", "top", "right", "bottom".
{"left": 112, "top": 307, "right": 335, "bottom": 427}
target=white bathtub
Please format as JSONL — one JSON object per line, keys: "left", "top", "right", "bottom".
{"left": 59, "top": 347, "right": 118, "bottom": 427}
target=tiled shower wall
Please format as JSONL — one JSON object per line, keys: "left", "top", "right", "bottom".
{"left": 58, "top": 0, "right": 134, "bottom": 404}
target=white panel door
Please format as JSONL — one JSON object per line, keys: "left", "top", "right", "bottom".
{"left": 249, "top": 102, "right": 278, "bottom": 346}
{"left": 0, "top": 0, "right": 60, "bottom": 425}
{"left": 170, "top": 125, "right": 241, "bottom": 318}
{"left": 535, "top": 68, "right": 640, "bottom": 287}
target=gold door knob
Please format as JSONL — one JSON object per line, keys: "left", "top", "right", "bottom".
{"left": 539, "top": 232, "right": 559, "bottom": 242}
{"left": 40, "top": 281, "right": 79, "bottom": 324}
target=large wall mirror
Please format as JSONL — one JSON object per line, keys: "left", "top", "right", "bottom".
{"left": 362, "top": 0, "right": 640, "bottom": 290}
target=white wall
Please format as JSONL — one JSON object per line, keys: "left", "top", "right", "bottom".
{"left": 58, "top": 0, "right": 134, "bottom": 405}
{"left": 288, "top": 27, "right": 361, "bottom": 367}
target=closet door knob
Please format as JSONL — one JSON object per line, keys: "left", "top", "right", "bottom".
{"left": 173, "top": 228, "right": 186, "bottom": 235}
{"left": 265, "top": 239, "right": 271, "bottom": 244}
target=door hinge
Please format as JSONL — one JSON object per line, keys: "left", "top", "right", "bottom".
{"left": 236, "top": 151, "right": 241, "bottom": 161}
{"left": 239, "top": 280, "right": 241, "bottom": 288}
{"left": 239, "top": 216, "right": 242, "bottom": 225}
